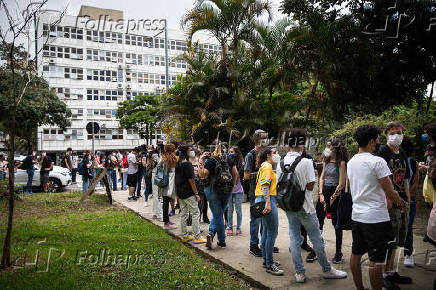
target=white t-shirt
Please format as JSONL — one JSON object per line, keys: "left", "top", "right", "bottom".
{"left": 276, "top": 151, "right": 316, "bottom": 214}
{"left": 347, "top": 152, "right": 392, "bottom": 223}
{"left": 127, "top": 153, "right": 138, "bottom": 174}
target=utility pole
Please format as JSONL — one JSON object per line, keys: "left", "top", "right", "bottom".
{"left": 164, "top": 19, "right": 169, "bottom": 92}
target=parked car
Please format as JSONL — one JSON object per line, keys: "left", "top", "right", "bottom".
{"left": 8, "top": 156, "right": 72, "bottom": 192}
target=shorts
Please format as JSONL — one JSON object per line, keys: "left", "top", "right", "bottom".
{"left": 352, "top": 220, "right": 394, "bottom": 262}
{"left": 389, "top": 207, "right": 409, "bottom": 248}
{"left": 127, "top": 173, "right": 138, "bottom": 188}
{"left": 40, "top": 171, "right": 49, "bottom": 183}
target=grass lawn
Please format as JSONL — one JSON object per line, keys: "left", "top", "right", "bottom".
{"left": 0, "top": 192, "right": 249, "bottom": 289}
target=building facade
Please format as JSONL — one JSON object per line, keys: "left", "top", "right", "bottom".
{"left": 37, "top": 7, "right": 220, "bottom": 153}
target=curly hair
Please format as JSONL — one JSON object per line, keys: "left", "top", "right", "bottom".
{"left": 325, "top": 137, "right": 349, "bottom": 166}
{"left": 162, "top": 144, "right": 177, "bottom": 169}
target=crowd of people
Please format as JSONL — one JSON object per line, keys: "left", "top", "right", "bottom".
{"left": 3, "top": 121, "right": 436, "bottom": 289}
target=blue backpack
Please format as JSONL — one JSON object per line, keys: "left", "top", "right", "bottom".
{"left": 154, "top": 162, "right": 169, "bottom": 188}
{"left": 77, "top": 161, "right": 85, "bottom": 175}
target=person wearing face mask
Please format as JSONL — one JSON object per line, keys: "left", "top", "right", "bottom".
{"left": 317, "top": 138, "right": 349, "bottom": 264}
{"left": 348, "top": 124, "right": 407, "bottom": 290}
{"left": 19, "top": 150, "right": 37, "bottom": 194}
{"left": 278, "top": 128, "right": 347, "bottom": 283}
{"left": 375, "top": 122, "right": 412, "bottom": 288}
{"left": 226, "top": 146, "right": 244, "bottom": 236}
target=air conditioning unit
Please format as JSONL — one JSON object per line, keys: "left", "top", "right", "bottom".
{"left": 112, "top": 77, "right": 117, "bottom": 82}
{"left": 117, "top": 83, "right": 123, "bottom": 88}
{"left": 49, "top": 31, "right": 57, "bottom": 37}
{"left": 155, "top": 86, "right": 162, "bottom": 91}
{"left": 126, "top": 84, "right": 131, "bottom": 89}
{"left": 126, "top": 72, "right": 131, "bottom": 76}
{"left": 112, "top": 59, "right": 118, "bottom": 63}
{"left": 49, "top": 59, "right": 55, "bottom": 64}
{"left": 126, "top": 64, "right": 131, "bottom": 70}
{"left": 118, "top": 64, "right": 123, "bottom": 70}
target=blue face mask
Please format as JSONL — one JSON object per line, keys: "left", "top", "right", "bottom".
{"left": 422, "top": 133, "right": 428, "bottom": 143}
{"left": 228, "top": 153, "right": 235, "bottom": 158}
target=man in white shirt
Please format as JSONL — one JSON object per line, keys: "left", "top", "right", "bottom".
{"left": 347, "top": 124, "right": 407, "bottom": 290}
{"left": 127, "top": 147, "right": 139, "bottom": 201}
{"left": 277, "top": 128, "right": 347, "bottom": 283}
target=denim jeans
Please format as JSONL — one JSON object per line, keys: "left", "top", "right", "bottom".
{"left": 25, "top": 168, "right": 34, "bottom": 194}
{"left": 136, "top": 167, "right": 144, "bottom": 196}
{"left": 82, "top": 178, "right": 89, "bottom": 195}
{"left": 122, "top": 171, "right": 128, "bottom": 190}
{"left": 256, "top": 195, "right": 278, "bottom": 266}
{"left": 404, "top": 195, "right": 417, "bottom": 256}
{"left": 205, "top": 185, "right": 231, "bottom": 243}
{"left": 144, "top": 176, "right": 152, "bottom": 202}
{"left": 71, "top": 168, "right": 77, "bottom": 183}
{"left": 227, "top": 192, "right": 243, "bottom": 230}
{"left": 108, "top": 169, "right": 117, "bottom": 190}
{"left": 286, "top": 210, "right": 331, "bottom": 274}
{"left": 249, "top": 190, "right": 262, "bottom": 247}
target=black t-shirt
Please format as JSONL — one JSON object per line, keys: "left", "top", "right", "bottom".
{"left": 83, "top": 159, "right": 92, "bottom": 179}
{"left": 204, "top": 155, "right": 235, "bottom": 177}
{"left": 243, "top": 149, "right": 258, "bottom": 195}
{"left": 376, "top": 145, "right": 410, "bottom": 202}
{"left": 22, "top": 155, "right": 34, "bottom": 170}
{"left": 175, "top": 161, "right": 195, "bottom": 199}
{"left": 41, "top": 156, "right": 53, "bottom": 172}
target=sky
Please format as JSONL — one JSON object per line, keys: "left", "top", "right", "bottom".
{"left": 15, "top": 0, "right": 287, "bottom": 31}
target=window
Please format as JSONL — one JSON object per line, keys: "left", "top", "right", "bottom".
{"left": 154, "top": 38, "right": 165, "bottom": 49}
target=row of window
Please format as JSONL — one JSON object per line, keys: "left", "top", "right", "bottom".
{"left": 42, "top": 65, "right": 84, "bottom": 80}
{"left": 43, "top": 45, "right": 84, "bottom": 59}
{"left": 86, "top": 48, "right": 123, "bottom": 63}
{"left": 55, "top": 87, "right": 161, "bottom": 101}
{"left": 42, "top": 24, "right": 220, "bottom": 53}
{"left": 43, "top": 127, "right": 163, "bottom": 141}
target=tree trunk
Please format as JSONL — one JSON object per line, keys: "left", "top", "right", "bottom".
{"left": 426, "top": 81, "right": 434, "bottom": 114}
{"left": 1, "top": 114, "right": 16, "bottom": 268}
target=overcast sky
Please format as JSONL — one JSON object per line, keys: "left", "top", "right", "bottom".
{"left": 19, "top": 0, "right": 287, "bottom": 30}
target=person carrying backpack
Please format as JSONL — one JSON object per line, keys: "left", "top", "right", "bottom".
{"left": 198, "top": 143, "right": 239, "bottom": 250}
{"left": 277, "top": 128, "right": 347, "bottom": 283}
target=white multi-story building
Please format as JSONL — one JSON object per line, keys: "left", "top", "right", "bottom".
{"left": 37, "top": 6, "right": 220, "bottom": 154}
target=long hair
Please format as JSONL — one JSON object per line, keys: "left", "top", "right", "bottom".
{"left": 326, "top": 137, "right": 349, "bottom": 167}
{"left": 256, "top": 148, "right": 272, "bottom": 169}
{"left": 231, "top": 146, "right": 243, "bottom": 171}
{"left": 162, "top": 144, "right": 177, "bottom": 169}
{"left": 212, "top": 143, "right": 223, "bottom": 159}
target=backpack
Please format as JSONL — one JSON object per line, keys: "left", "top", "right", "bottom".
{"left": 19, "top": 157, "right": 29, "bottom": 170}
{"left": 154, "top": 162, "right": 169, "bottom": 188}
{"left": 213, "top": 155, "right": 233, "bottom": 195}
{"left": 276, "top": 156, "right": 306, "bottom": 212}
{"left": 77, "top": 161, "right": 85, "bottom": 175}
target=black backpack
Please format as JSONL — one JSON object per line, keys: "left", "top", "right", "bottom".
{"left": 213, "top": 156, "right": 233, "bottom": 195}
{"left": 276, "top": 156, "right": 306, "bottom": 212}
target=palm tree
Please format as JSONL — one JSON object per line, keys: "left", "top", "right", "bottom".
{"left": 181, "top": 0, "right": 272, "bottom": 59}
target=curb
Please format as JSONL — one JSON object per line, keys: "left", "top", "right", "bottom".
{"left": 112, "top": 200, "right": 270, "bottom": 290}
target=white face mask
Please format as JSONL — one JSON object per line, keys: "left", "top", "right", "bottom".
{"left": 42, "top": 152, "right": 46, "bottom": 157}
{"left": 323, "top": 148, "right": 332, "bottom": 157}
{"left": 260, "top": 139, "right": 269, "bottom": 147}
{"left": 272, "top": 154, "right": 281, "bottom": 164}
{"left": 188, "top": 151, "right": 196, "bottom": 158}
{"left": 387, "top": 134, "right": 404, "bottom": 147}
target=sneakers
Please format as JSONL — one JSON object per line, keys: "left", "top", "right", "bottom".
{"left": 306, "top": 251, "right": 318, "bottom": 263}
{"left": 295, "top": 273, "right": 306, "bottom": 283}
{"left": 273, "top": 246, "right": 279, "bottom": 253}
{"left": 226, "top": 228, "right": 233, "bottom": 236}
{"left": 206, "top": 234, "right": 214, "bottom": 250}
{"left": 163, "top": 223, "right": 177, "bottom": 230}
{"left": 266, "top": 264, "right": 284, "bottom": 276}
{"left": 262, "top": 261, "right": 280, "bottom": 268}
{"left": 235, "top": 229, "right": 242, "bottom": 235}
{"left": 385, "top": 272, "right": 412, "bottom": 284}
{"left": 217, "top": 241, "right": 226, "bottom": 248}
{"left": 301, "top": 242, "right": 313, "bottom": 252}
{"left": 404, "top": 255, "right": 415, "bottom": 268}
{"left": 322, "top": 267, "right": 347, "bottom": 279}
{"left": 169, "top": 209, "right": 175, "bottom": 216}
{"left": 181, "top": 236, "right": 194, "bottom": 242}
{"left": 193, "top": 236, "right": 207, "bottom": 244}
{"left": 383, "top": 277, "right": 400, "bottom": 290}
{"left": 250, "top": 245, "right": 262, "bottom": 257}
{"left": 128, "top": 196, "right": 137, "bottom": 201}
{"left": 144, "top": 201, "right": 149, "bottom": 207}
{"left": 332, "top": 252, "right": 344, "bottom": 264}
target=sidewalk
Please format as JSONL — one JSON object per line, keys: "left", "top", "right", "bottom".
{"left": 99, "top": 188, "right": 434, "bottom": 289}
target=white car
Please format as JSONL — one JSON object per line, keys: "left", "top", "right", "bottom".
{"left": 11, "top": 156, "right": 72, "bottom": 192}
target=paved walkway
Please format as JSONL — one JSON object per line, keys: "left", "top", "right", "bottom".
{"left": 84, "top": 186, "right": 435, "bottom": 289}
